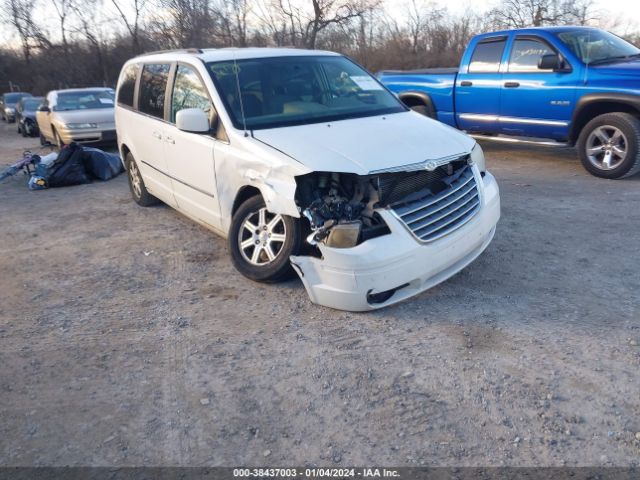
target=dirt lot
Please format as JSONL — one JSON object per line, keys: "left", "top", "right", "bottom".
{"left": 0, "top": 121, "right": 639, "bottom": 467}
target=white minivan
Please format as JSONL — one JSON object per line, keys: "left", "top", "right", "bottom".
{"left": 115, "top": 48, "right": 500, "bottom": 311}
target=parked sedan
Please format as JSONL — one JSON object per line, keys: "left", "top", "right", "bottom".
{"left": 1, "top": 92, "right": 32, "bottom": 122}
{"left": 36, "top": 88, "right": 116, "bottom": 147}
{"left": 16, "top": 96, "right": 44, "bottom": 137}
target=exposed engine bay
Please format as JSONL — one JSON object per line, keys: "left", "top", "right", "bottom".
{"left": 295, "top": 155, "right": 471, "bottom": 249}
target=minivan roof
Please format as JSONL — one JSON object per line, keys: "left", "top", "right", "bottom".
{"left": 133, "top": 47, "right": 341, "bottom": 64}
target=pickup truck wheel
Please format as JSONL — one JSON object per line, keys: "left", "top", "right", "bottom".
{"left": 228, "top": 195, "right": 302, "bottom": 283}
{"left": 126, "top": 153, "right": 159, "bottom": 207}
{"left": 578, "top": 113, "right": 640, "bottom": 179}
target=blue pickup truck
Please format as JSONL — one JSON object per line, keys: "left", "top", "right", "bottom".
{"left": 379, "top": 26, "right": 640, "bottom": 179}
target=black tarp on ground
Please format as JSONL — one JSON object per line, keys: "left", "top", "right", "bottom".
{"left": 36, "top": 143, "right": 123, "bottom": 188}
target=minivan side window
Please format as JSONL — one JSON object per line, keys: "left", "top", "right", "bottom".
{"left": 138, "top": 63, "right": 171, "bottom": 119}
{"left": 508, "top": 38, "right": 555, "bottom": 72}
{"left": 118, "top": 64, "right": 139, "bottom": 107}
{"left": 468, "top": 39, "right": 507, "bottom": 73}
{"left": 170, "top": 65, "right": 212, "bottom": 123}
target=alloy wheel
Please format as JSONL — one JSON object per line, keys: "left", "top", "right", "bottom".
{"left": 238, "top": 207, "right": 287, "bottom": 266}
{"left": 129, "top": 161, "right": 142, "bottom": 199}
{"left": 586, "top": 125, "right": 628, "bottom": 171}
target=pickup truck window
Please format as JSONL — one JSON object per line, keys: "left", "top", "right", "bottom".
{"left": 207, "top": 56, "right": 404, "bottom": 130}
{"left": 468, "top": 39, "right": 506, "bottom": 73}
{"left": 557, "top": 29, "right": 640, "bottom": 65}
{"left": 508, "top": 38, "right": 554, "bottom": 72}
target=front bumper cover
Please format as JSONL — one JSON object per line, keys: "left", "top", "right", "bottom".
{"left": 60, "top": 128, "right": 116, "bottom": 144}
{"left": 290, "top": 170, "right": 500, "bottom": 311}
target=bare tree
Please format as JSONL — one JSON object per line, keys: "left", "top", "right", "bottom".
{"left": 491, "top": 0, "right": 596, "bottom": 28}
{"left": 1, "top": 0, "right": 45, "bottom": 62}
{"left": 110, "top": 0, "right": 147, "bottom": 52}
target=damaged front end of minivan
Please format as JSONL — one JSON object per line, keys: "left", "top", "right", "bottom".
{"left": 289, "top": 151, "right": 501, "bottom": 311}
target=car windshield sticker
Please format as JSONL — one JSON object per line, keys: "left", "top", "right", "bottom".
{"left": 350, "top": 76, "right": 383, "bottom": 91}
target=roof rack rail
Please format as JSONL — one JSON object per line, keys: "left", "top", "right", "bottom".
{"left": 136, "top": 48, "right": 203, "bottom": 57}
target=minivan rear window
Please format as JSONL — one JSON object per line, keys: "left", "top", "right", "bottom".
{"left": 138, "top": 64, "right": 170, "bottom": 119}
{"left": 118, "top": 64, "right": 139, "bottom": 107}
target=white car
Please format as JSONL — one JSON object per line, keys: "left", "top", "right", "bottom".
{"left": 115, "top": 48, "right": 500, "bottom": 311}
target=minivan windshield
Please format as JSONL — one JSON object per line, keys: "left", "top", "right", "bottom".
{"left": 207, "top": 55, "right": 405, "bottom": 130}
{"left": 53, "top": 90, "right": 115, "bottom": 111}
{"left": 557, "top": 29, "right": 640, "bottom": 65}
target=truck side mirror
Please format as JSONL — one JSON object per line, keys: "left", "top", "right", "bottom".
{"left": 538, "top": 54, "right": 561, "bottom": 71}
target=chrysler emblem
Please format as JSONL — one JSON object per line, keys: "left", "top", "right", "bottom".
{"left": 425, "top": 160, "right": 438, "bottom": 171}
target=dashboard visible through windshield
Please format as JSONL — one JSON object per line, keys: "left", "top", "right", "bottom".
{"left": 207, "top": 55, "right": 406, "bottom": 130}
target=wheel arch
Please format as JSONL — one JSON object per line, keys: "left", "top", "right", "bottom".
{"left": 398, "top": 91, "right": 436, "bottom": 118}
{"left": 570, "top": 93, "right": 640, "bottom": 144}
{"left": 232, "top": 185, "right": 263, "bottom": 217}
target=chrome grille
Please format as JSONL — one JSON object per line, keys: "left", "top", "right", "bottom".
{"left": 390, "top": 166, "right": 480, "bottom": 242}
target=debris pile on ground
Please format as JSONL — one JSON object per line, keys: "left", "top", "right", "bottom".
{"left": 0, "top": 142, "right": 123, "bottom": 189}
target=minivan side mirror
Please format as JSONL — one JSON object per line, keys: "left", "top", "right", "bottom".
{"left": 38, "top": 105, "right": 50, "bottom": 112}
{"left": 176, "top": 108, "right": 209, "bottom": 133}
{"left": 538, "top": 54, "right": 562, "bottom": 71}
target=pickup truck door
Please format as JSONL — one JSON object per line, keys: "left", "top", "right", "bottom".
{"left": 455, "top": 36, "right": 507, "bottom": 133}
{"left": 499, "top": 35, "right": 578, "bottom": 140}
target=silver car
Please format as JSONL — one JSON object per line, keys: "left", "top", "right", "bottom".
{"left": 36, "top": 88, "right": 116, "bottom": 147}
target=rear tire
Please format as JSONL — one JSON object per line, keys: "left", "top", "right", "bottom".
{"left": 577, "top": 112, "right": 640, "bottom": 179}
{"left": 228, "top": 195, "right": 302, "bottom": 283}
{"left": 125, "top": 153, "right": 159, "bottom": 207}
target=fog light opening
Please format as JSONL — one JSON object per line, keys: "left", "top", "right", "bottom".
{"left": 367, "top": 283, "right": 410, "bottom": 305}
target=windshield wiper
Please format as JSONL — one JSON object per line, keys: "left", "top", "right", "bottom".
{"left": 589, "top": 53, "right": 640, "bottom": 66}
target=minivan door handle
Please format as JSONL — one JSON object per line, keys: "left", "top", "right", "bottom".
{"left": 504, "top": 82, "right": 520, "bottom": 88}
{"left": 165, "top": 136, "right": 175, "bottom": 144}
{"left": 460, "top": 81, "right": 473, "bottom": 87}
{"left": 152, "top": 131, "right": 162, "bottom": 140}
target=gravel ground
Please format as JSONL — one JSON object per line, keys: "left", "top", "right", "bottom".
{"left": 0, "top": 121, "right": 639, "bottom": 467}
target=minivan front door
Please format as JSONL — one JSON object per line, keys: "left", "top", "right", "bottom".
{"left": 164, "top": 64, "right": 222, "bottom": 230}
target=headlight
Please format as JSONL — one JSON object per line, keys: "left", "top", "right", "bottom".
{"left": 66, "top": 123, "right": 97, "bottom": 129}
{"left": 4, "top": 107, "right": 14, "bottom": 114}
{"left": 470, "top": 142, "right": 486, "bottom": 173}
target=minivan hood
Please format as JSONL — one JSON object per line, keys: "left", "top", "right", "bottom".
{"left": 252, "top": 111, "right": 475, "bottom": 175}
{"left": 55, "top": 108, "right": 114, "bottom": 124}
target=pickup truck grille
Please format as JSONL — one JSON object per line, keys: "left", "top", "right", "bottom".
{"left": 390, "top": 165, "right": 480, "bottom": 242}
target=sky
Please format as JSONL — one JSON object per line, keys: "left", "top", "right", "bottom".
{"left": 1, "top": 0, "right": 639, "bottom": 46}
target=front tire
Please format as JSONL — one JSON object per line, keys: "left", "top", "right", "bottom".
{"left": 126, "top": 153, "right": 159, "bottom": 206}
{"left": 577, "top": 113, "right": 640, "bottom": 179}
{"left": 228, "top": 195, "right": 302, "bottom": 283}
{"left": 53, "top": 127, "right": 65, "bottom": 150}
